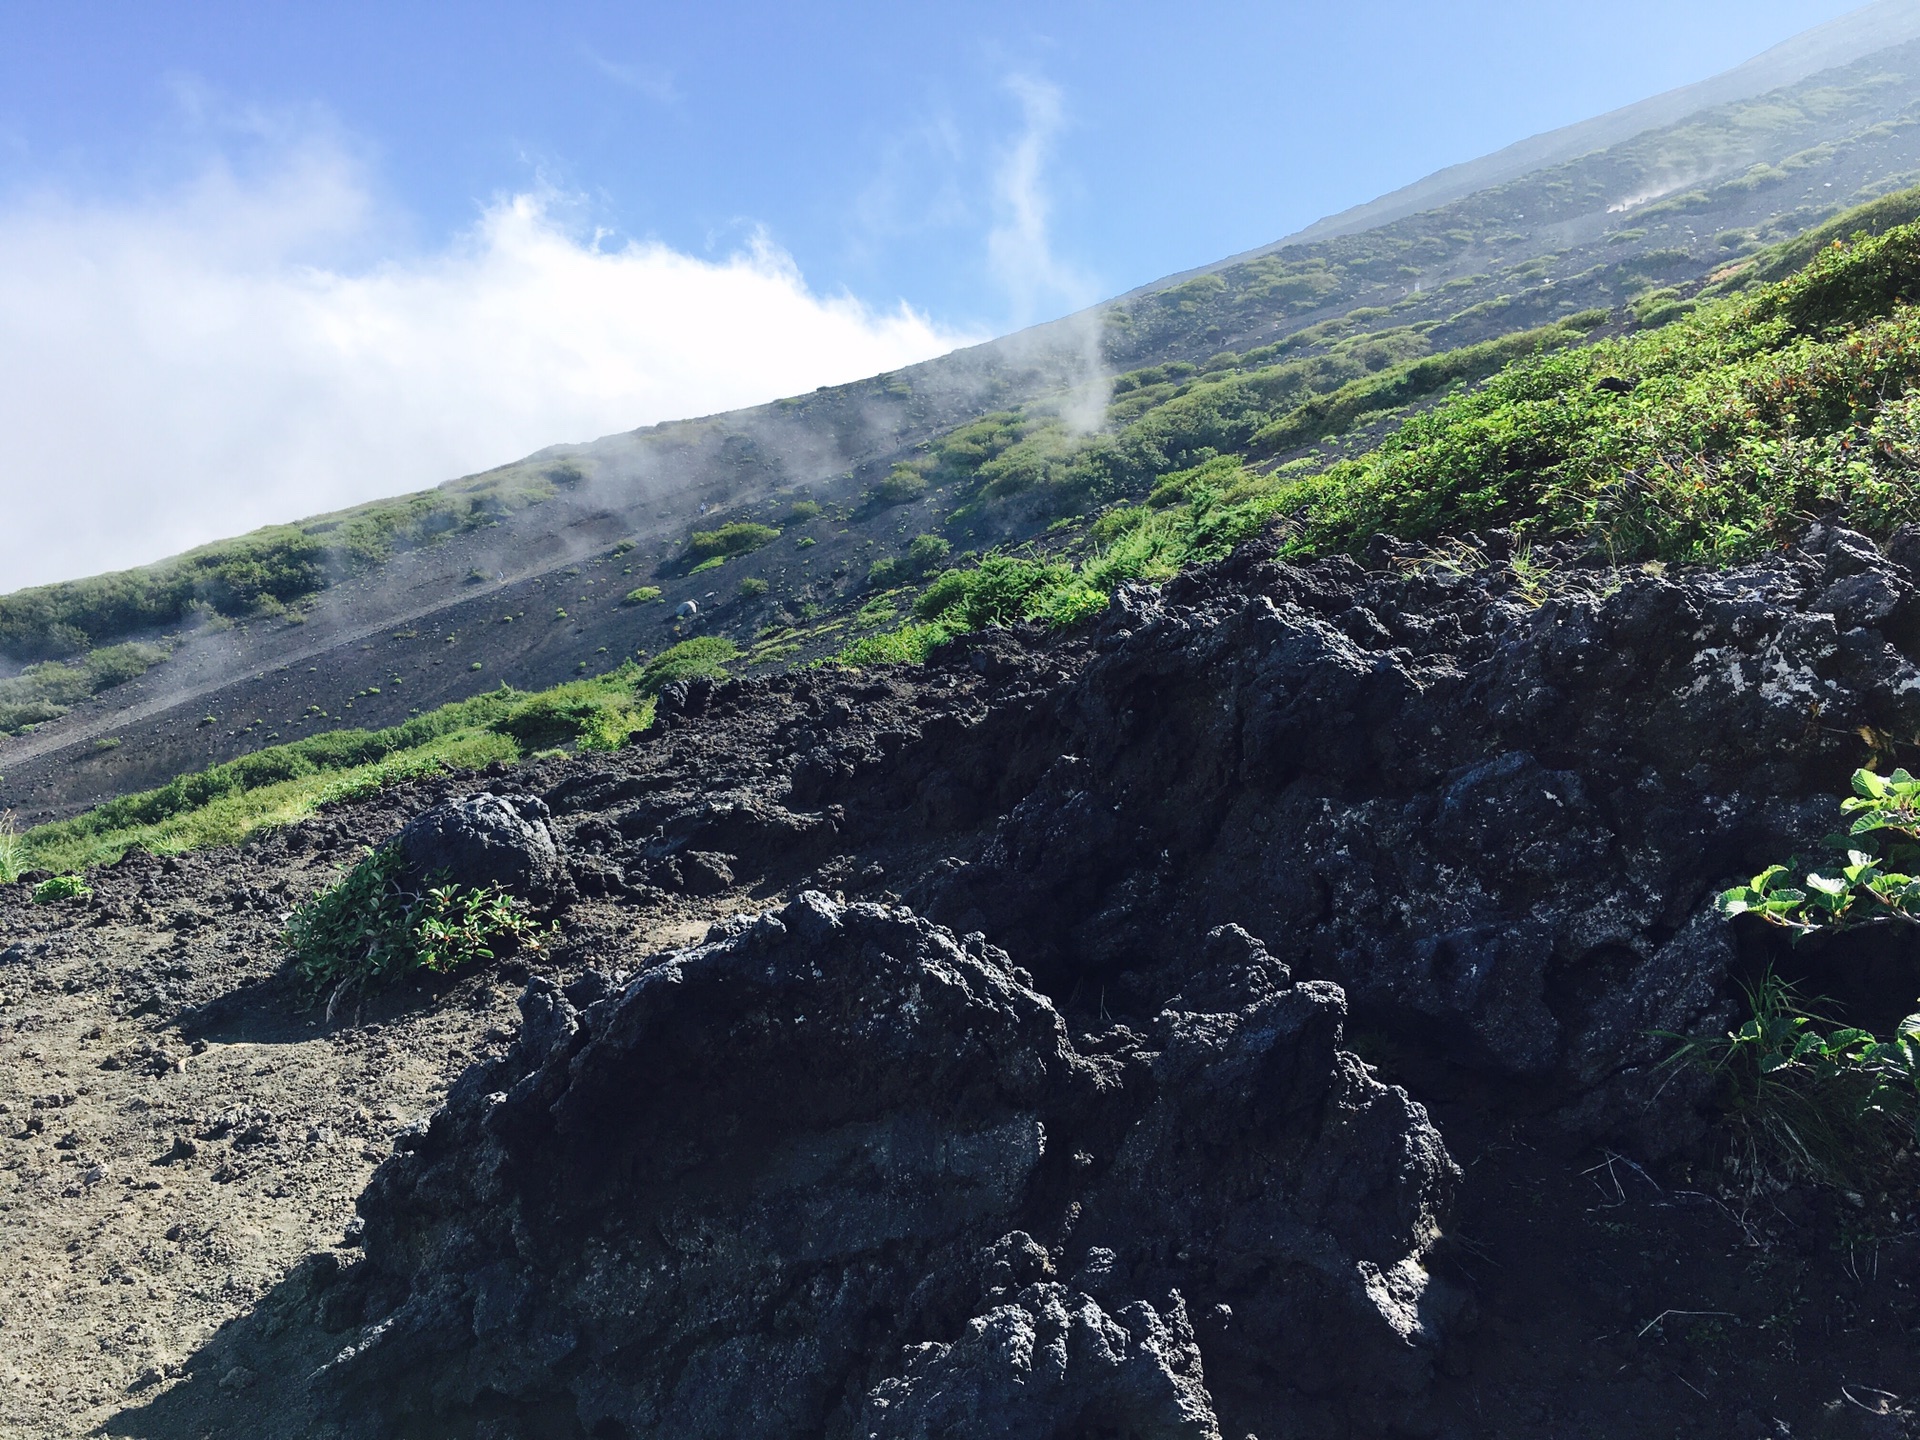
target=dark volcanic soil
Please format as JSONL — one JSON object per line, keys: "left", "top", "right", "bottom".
{"left": 8, "top": 526, "right": 1920, "bottom": 1438}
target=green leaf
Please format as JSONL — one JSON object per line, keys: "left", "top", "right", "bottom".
{"left": 1854, "top": 768, "right": 1890, "bottom": 800}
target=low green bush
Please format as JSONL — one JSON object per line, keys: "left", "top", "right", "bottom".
{"left": 739, "top": 576, "right": 770, "bottom": 598}
{"left": 31, "top": 874, "right": 92, "bottom": 904}
{"left": 285, "top": 844, "right": 550, "bottom": 999}
{"left": 0, "top": 641, "right": 170, "bottom": 734}
{"left": 1717, "top": 768, "right": 1920, "bottom": 934}
{"left": 688, "top": 522, "right": 779, "bottom": 561}
{"left": 637, "top": 636, "right": 740, "bottom": 694}
{"left": 867, "top": 465, "right": 928, "bottom": 507}
{"left": 621, "top": 586, "right": 663, "bottom": 606}
{"left": 905, "top": 534, "right": 951, "bottom": 575}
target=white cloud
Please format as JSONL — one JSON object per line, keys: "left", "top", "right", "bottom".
{"left": 0, "top": 141, "right": 972, "bottom": 593}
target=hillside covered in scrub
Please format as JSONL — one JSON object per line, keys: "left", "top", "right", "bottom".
{"left": 9, "top": 23, "right": 1920, "bottom": 1440}
{"left": 12, "top": 26, "right": 1920, "bottom": 830}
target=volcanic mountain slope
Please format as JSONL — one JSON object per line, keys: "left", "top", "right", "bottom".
{"left": 5, "top": 522, "right": 1915, "bottom": 1439}
{"left": 15, "top": 20, "right": 1920, "bottom": 828}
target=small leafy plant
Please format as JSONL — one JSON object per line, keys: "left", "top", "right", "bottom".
{"left": 1665, "top": 970, "right": 1920, "bottom": 1180}
{"left": 285, "top": 844, "right": 549, "bottom": 1000}
{"left": 32, "top": 874, "right": 93, "bottom": 904}
{"left": 1697, "top": 766, "right": 1920, "bottom": 1180}
{"left": 1717, "top": 768, "right": 1920, "bottom": 933}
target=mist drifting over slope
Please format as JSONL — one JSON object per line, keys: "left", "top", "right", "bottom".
{"left": 0, "top": 137, "right": 974, "bottom": 592}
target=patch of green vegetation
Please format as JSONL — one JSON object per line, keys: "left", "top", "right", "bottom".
{"left": 31, "top": 874, "right": 92, "bottom": 904}
{"left": 637, "top": 636, "right": 740, "bottom": 694}
{"left": 621, "top": 586, "right": 663, "bottom": 606}
{"left": 905, "top": 533, "right": 952, "bottom": 575}
{"left": 0, "top": 465, "right": 561, "bottom": 660}
{"left": 0, "top": 642, "right": 169, "bottom": 734}
{"left": 1248, "top": 320, "right": 1587, "bottom": 453}
{"left": 867, "top": 464, "right": 929, "bottom": 508}
{"left": 833, "top": 456, "right": 1294, "bottom": 667}
{"left": 783, "top": 500, "right": 823, "bottom": 524}
{"left": 286, "top": 843, "right": 550, "bottom": 1000}
{"left": 853, "top": 593, "right": 902, "bottom": 627}
{"left": 1715, "top": 183, "right": 1920, "bottom": 293}
{"left": 1666, "top": 969, "right": 1918, "bottom": 1185}
{"left": 0, "top": 812, "right": 21, "bottom": 884}
{"left": 16, "top": 671, "right": 656, "bottom": 873}
{"left": 739, "top": 576, "right": 770, "bottom": 598}
{"left": 486, "top": 670, "right": 654, "bottom": 752}
{"left": 1688, "top": 771, "right": 1920, "bottom": 1183}
{"left": 688, "top": 522, "right": 780, "bottom": 561}
{"left": 1273, "top": 214, "right": 1920, "bottom": 564}
{"left": 1718, "top": 767, "right": 1920, "bottom": 936}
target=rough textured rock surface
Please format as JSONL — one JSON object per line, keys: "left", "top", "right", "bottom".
{"left": 396, "top": 793, "right": 563, "bottom": 904}
{"left": 321, "top": 892, "right": 1453, "bottom": 1439}
{"left": 71, "top": 525, "right": 1920, "bottom": 1440}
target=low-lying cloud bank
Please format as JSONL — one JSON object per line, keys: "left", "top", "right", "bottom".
{"left": 0, "top": 144, "right": 972, "bottom": 593}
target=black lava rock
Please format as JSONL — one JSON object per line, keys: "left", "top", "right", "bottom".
{"left": 318, "top": 892, "right": 1453, "bottom": 1439}
{"left": 395, "top": 793, "right": 562, "bottom": 904}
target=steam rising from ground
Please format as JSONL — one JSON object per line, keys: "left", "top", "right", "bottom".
{"left": 990, "top": 76, "right": 1110, "bottom": 434}
{"left": 0, "top": 142, "right": 973, "bottom": 592}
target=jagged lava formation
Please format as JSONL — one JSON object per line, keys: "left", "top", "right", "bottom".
{"left": 209, "top": 522, "right": 1920, "bottom": 1439}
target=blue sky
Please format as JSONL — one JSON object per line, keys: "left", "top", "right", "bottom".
{"left": 0, "top": 0, "right": 1867, "bottom": 587}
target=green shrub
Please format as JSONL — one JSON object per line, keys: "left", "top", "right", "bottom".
{"left": 868, "top": 465, "right": 928, "bottom": 507}
{"left": 834, "top": 623, "right": 949, "bottom": 667}
{"left": 905, "top": 534, "right": 952, "bottom": 575}
{"left": 285, "top": 844, "right": 550, "bottom": 999}
{"left": 488, "top": 674, "right": 652, "bottom": 752}
{"left": 688, "top": 522, "right": 780, "bottom": 561}
{"left": 867, "top": 557, "right": 902, "bottom": 588}
{"left": 622, "top": 586, "right": 663, "bottom": 606}
{"left": 637, "top": 636, "right": 741, "bottom": 694}
{"left": 0, "top": 465, "right": 559, "bottom": 660}
{"left": 739, "top": 576, "right": 770, "bottom": 598}
{"left": 783, "top": 500, "right": 823, "bottom": 524}
{"left": 32, "top": 874, "right": 92, "bottom": 904}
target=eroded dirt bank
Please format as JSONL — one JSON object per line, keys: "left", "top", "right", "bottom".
{"left": 9, "top": 527, "right": 1920, "bottom": 1438}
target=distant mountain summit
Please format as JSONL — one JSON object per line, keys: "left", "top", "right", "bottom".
{"left": 1269, "top": 0, "right": 1920, "bottom": 251}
